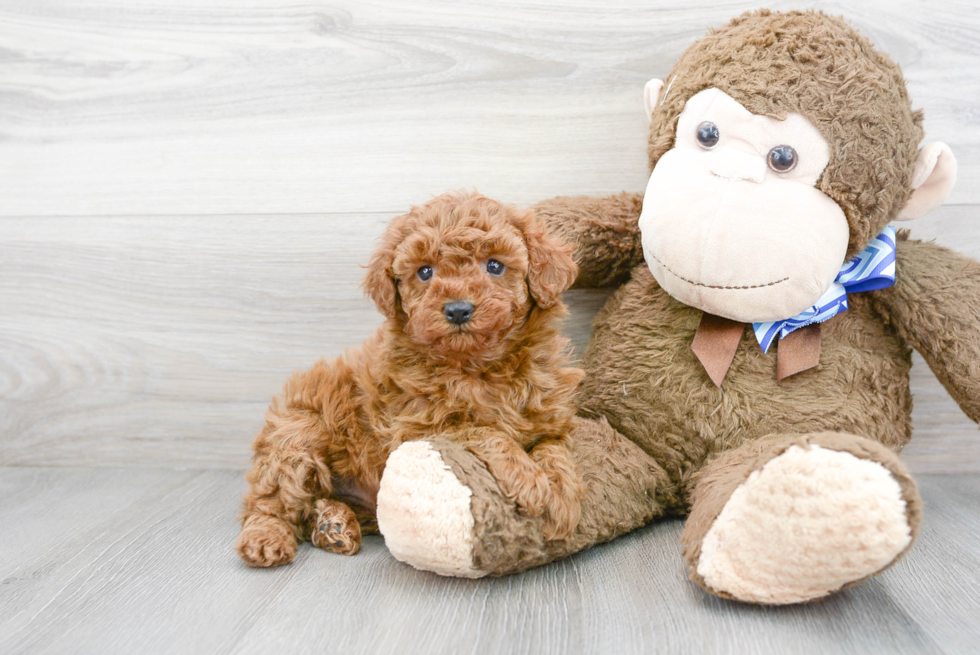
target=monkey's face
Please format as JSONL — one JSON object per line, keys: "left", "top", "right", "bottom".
{"left": 639, "top": 88, "right": 850, "bottom": 322}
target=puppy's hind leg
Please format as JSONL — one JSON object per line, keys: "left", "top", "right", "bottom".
{"left": 311, "top": 499, "right": 362, "bottom": 555}
{"left": 237, "top": 408, "right": 334, "bottom": 567}
{"left": 237, "top": 513, "right": 297, "bottom": 568}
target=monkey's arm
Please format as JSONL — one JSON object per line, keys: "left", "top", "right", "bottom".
{"left": 532, "top": 192, "right": 644, "bottom": 288}
{"left": 871, "top": 234, "right": 980, "bottom": 423}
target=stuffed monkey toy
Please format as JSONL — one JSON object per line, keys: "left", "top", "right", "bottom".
{"left": 374, "top": 10, "right": 978, "bottom": 604}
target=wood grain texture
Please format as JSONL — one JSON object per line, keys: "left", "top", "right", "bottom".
{"left": 0, "top": 0, "right": 977, "bottom": 217}
{"left": 2, "top": 206, "right": 978, "bottom": 470}
{"left": 0, "top": 467, "right": 977, "bottom": 655}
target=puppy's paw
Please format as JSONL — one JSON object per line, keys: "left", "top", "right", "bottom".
{"left": 236, "top": 516, "right": 297, "bottom": 567}
{"left": 543, "top": 478, "right": 583, "bottom": 542}
{"left": 507, "top": 469, "right": 552, "bottom": 518}
{"left": 311, "top": 499, "right": 362, "bottom": 555}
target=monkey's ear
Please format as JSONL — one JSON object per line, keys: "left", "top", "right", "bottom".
{"left": 363, "top": 218, "right": 405, "bottom": 319}
{"left": 897, "top": 142, "right": 957, "bottom": 220}
{"left": 644, "top": 78, "right": 665, "bottom": 122}
{"left": 522, "top": 212, "right": 578, "bottom": 309}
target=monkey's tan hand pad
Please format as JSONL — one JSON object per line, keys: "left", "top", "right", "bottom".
{"left": 682, "top": 433, "right": 922, "bottom": 605}
{"left": 377, "top": 417, "right": 671, "bottom": 577}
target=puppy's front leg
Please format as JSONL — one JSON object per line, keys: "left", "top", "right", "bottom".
{"left": 463, "top": 432, "right": 551, "bottom": 519}
{"left": 528, "top": 439, "right": 583, "bottom": 541}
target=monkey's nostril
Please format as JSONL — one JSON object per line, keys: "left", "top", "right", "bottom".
{"left": 708, "top": 149, "right": 767, "bottom": 184}
{"left": 444, "top": 301, "right": 474, "bottom": 325}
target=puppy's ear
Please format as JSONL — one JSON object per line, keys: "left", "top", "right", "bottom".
{"left": 520, "top": 210, "right": 578, "bottom": 308}
{"left": 363, "top": 215, "right": 405, "bottom": 319}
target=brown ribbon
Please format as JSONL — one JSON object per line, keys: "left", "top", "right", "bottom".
{"left": 692, "top": 313, "right": 822, "bottom": 387}
{"left": 691, "top": 313, "right": 744, "bottom": 387}
{"left": 776, "top": 323, "right": 822, "bottom": 380}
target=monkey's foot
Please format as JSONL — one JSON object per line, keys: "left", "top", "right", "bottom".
{"left": 683, "top": 434, "right": 921, "bottom": 604}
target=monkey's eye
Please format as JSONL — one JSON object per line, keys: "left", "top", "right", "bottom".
{"left": 767, "top": 145, "right": 798, "bottom": 173}
{"left": 486, "top": 259, "right": 505, "bottom": 276}
{"left": 417, "top": 266, "right": 433, "bottom": 281}
{"left": 696, "top": 121, "right": 720, "bottom": 149}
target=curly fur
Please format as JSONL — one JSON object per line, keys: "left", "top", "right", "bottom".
{"left": 236, "top": 192, "right": 584, "bottom": 567}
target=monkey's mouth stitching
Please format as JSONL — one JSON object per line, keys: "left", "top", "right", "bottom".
{"left": 649, "top": 253, "right": 788, "bottom": 290}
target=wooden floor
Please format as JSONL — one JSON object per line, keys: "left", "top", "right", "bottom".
{"left": 2, "top": 1, "right": 980, "bottom": 653}
{"left": 0, "top": 468, "right": 977, "bottom": 655}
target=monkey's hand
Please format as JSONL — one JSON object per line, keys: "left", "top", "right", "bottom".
{"left": 871, "top": 234, "right": 980, "bottom": 424}
{"left": 376, "top": 417, "right": 669, "bottom": 578}
{"left": 532, "top": 192, "right": 644, "bottom": 288}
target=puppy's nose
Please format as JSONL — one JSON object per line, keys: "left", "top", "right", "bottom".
{"left": 444, "top": 301, "right": 474, "bottom": 325}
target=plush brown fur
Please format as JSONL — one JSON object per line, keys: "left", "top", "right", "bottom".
{"left": 236, "top": 192, "right": 584, "bottom": 567}
{"left": 871, "top": 234, "right": 980, "bottom": 423}
{"left": 576, "top": 265, "right": 914, "bottom": 510}
{"left": 422, "top": 416, "right": 671, "bottom": 576}
{"left": 649, "top": 9, "right": 923, "bottom": 256}
{"left": 532, "top": 192, "right": 645, "bottom": 288}
{"left": 382, "top": 11, "right": 980, "bottom": 601}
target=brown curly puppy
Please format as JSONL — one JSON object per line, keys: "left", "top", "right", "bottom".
{"left": 236, "top": 191, "right": 584, "bottom": 567}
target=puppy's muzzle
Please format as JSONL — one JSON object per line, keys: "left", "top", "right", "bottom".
{"left": 444, "top": 301, "right": 475, "bottom": 326}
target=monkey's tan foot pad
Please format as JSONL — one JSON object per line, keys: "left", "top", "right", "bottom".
{"left": 693, "top": 445, "right": 916, "bottom": 604}
{"left": 312, "top": 499, "right": 361, "bottom": 555}
{"left": 376, "top": 441, "right": 485, "bottom": 577}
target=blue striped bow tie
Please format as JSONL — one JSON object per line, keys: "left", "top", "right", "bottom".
{"left": 753, "top": 226, "right": 897, "bottom": 353}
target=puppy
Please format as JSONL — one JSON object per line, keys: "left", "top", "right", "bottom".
{"left": 236, "top": 191, "right": 584, "bottom": 567}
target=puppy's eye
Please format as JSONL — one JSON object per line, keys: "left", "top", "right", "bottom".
{"left": 417, "top": 266, "right": 433, "bottom": 281}
{"left": 486, "top": 260, "right": 505, "bottom": 276}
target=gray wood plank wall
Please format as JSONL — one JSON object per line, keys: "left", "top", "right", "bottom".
{"left": 2, "top": 0, "right": 978, "bottom": 471}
